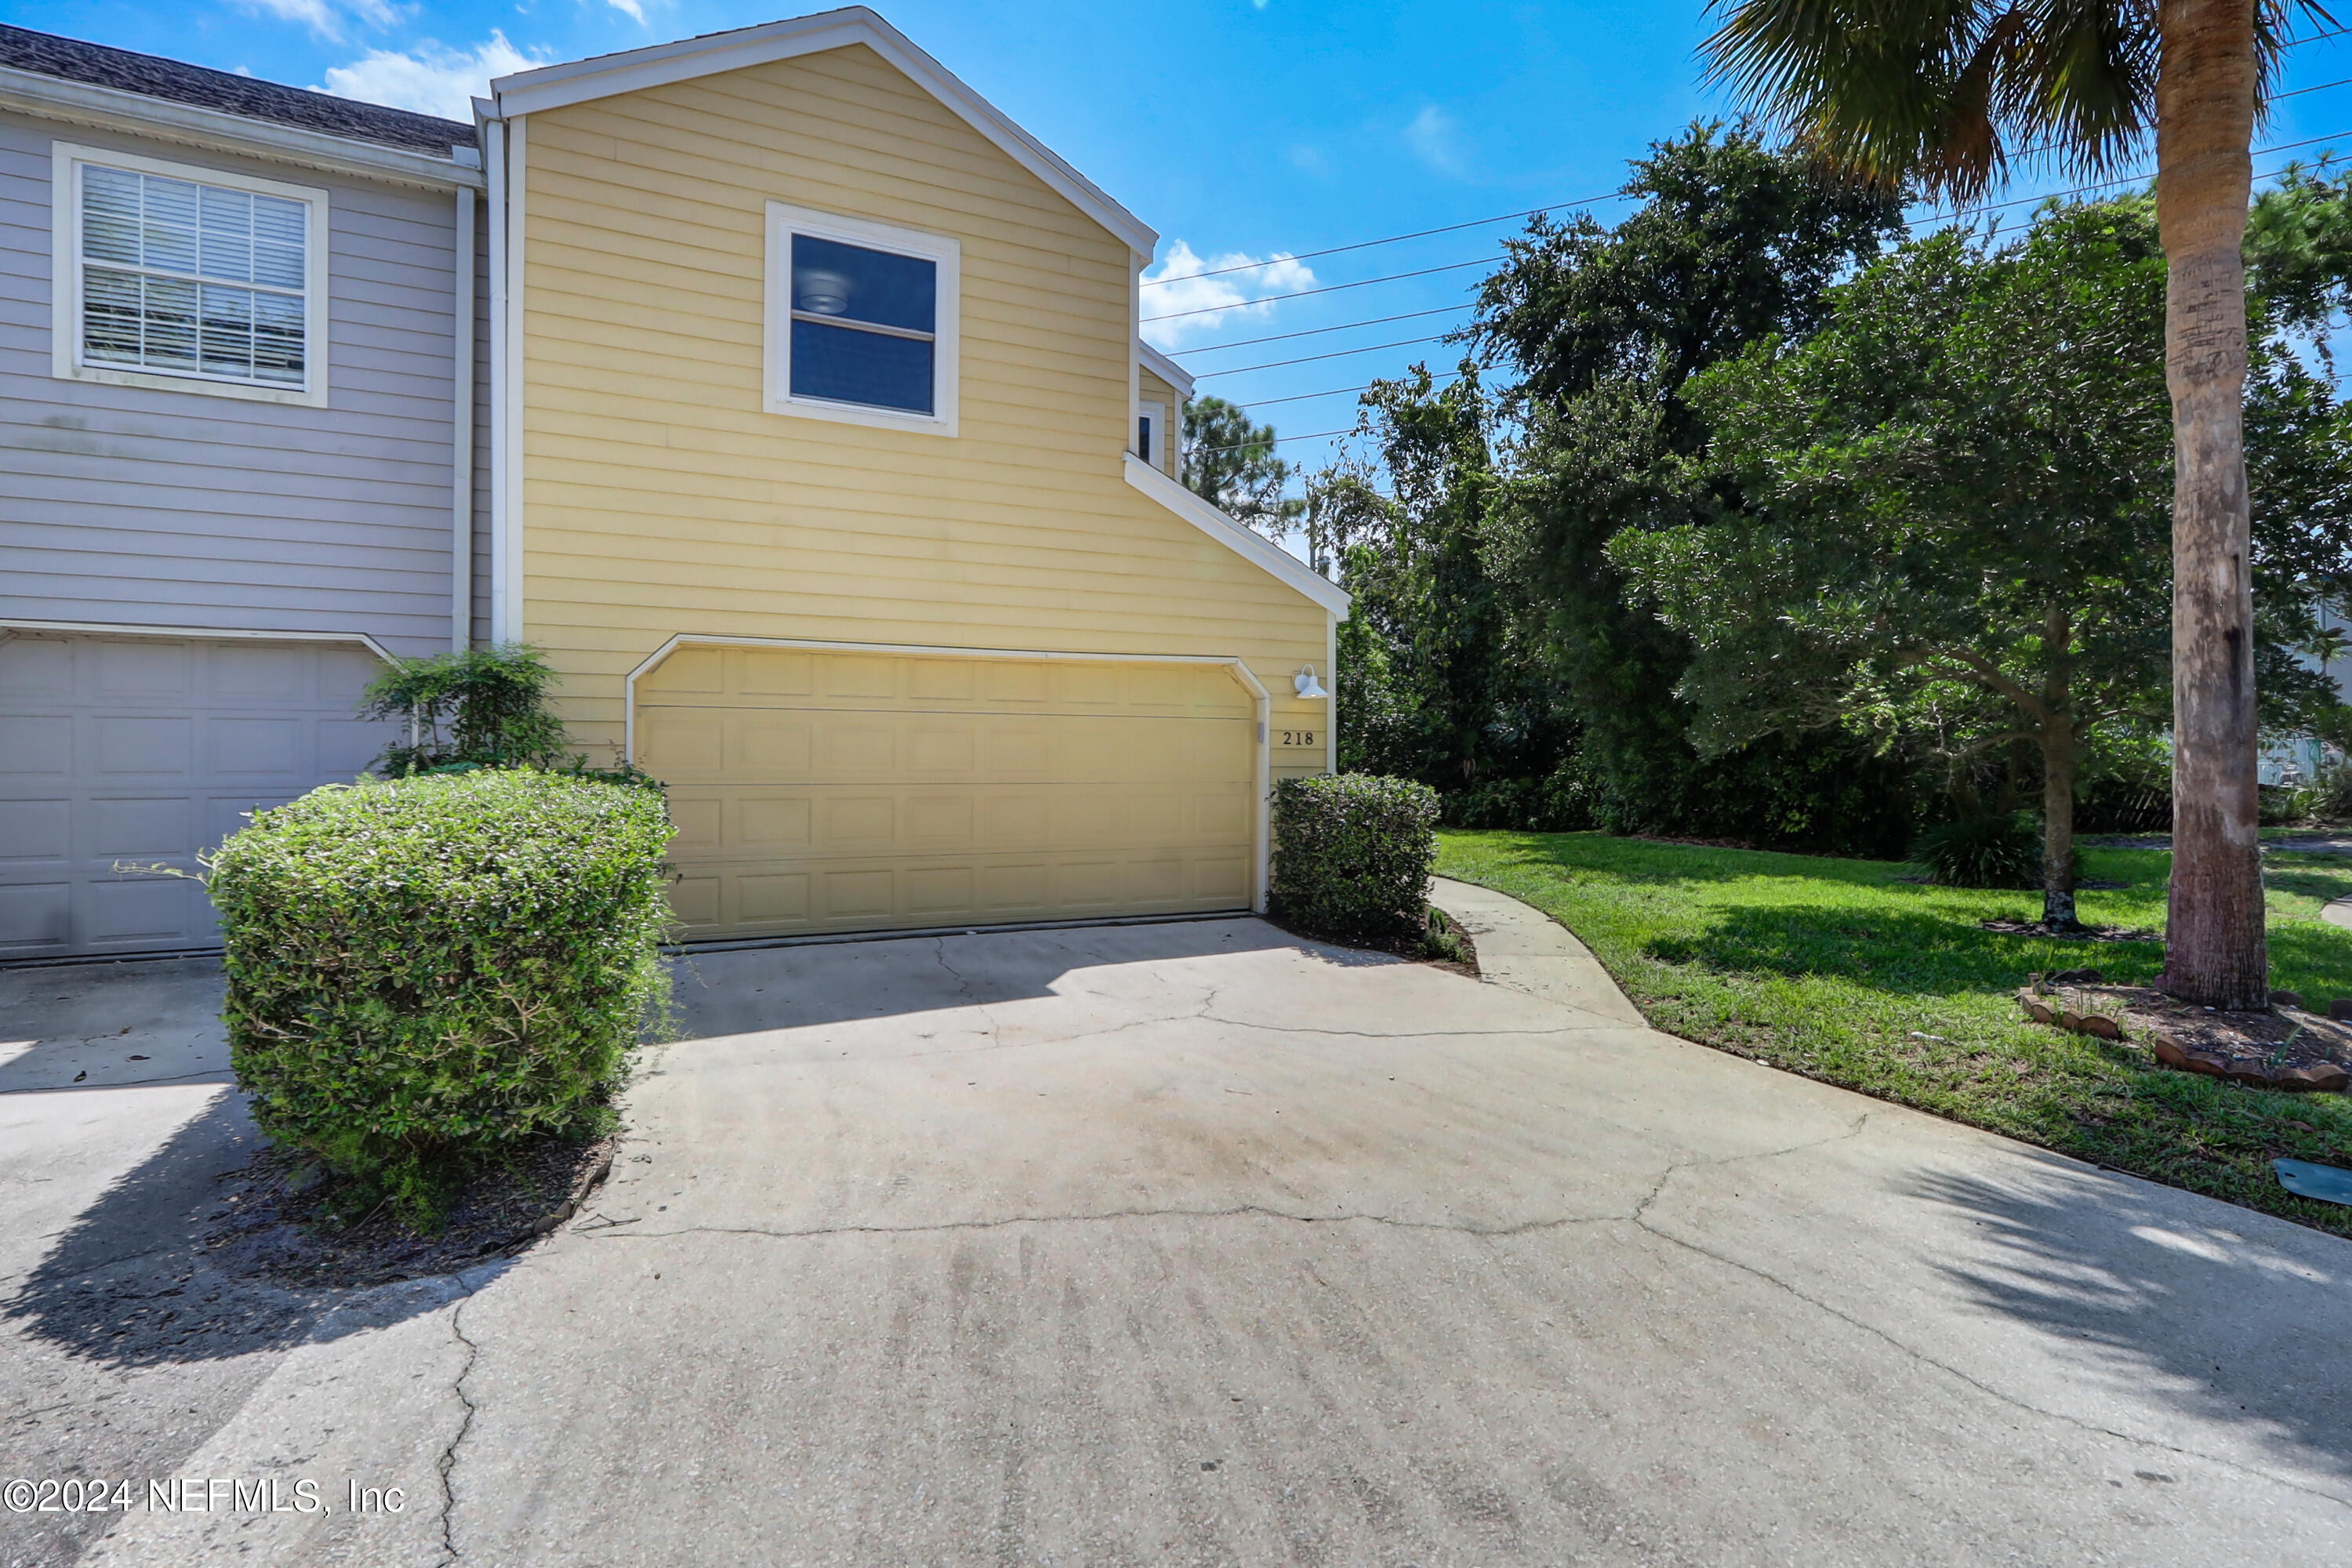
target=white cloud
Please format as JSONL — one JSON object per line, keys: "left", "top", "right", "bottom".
{"left": 238, "top": 0, "right": 408, "bottom": 43}
{"left": 317, "top": 34, "right": 550, "bottom": 120}
{"left": 1404, "top": 103, "right": 1469, "bottom": 178}
{"left": 601, "top": 0, "right": 647, "bottom": 22}
{"left": 1138, "top": 241, "right": 1316, "bottom": 350}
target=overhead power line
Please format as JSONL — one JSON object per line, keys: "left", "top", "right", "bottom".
{"left": 1143, "top": 49, "right": 2352, "bottom": 302}
{"left": 1230, "top": 372, "right": 1466, "bottom": 411}
{"left": 1140, "top": 255, "right": 1497, "bottom": 323}
{"left": 1193, "top": 333, "right": 1461, "bottom": 379}
{"left": 1141, "top": 194, "right": 1631, "bottom": 288}
{"left": 1171, "top": 303, "right": 1475, "bottom": 357}
{"left": 1155, "top": 124, "right": 2352, "bottom": 337}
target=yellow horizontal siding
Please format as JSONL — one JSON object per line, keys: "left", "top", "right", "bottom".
{"left": 519, "top": 41, "right": 1330, "bottom": 778}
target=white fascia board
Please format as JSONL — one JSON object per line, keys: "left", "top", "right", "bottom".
{"left": 488, "top": 7, "right": 1156, "bottom": 255}
{"left": 1123, "top": 453, "right": 1351, "bottom": 617}
{"left": 0, "top": 66, "right": 483, "bottom": 191}
{"left": 1138, "top": 339, "right": 1194, "bottom": 401}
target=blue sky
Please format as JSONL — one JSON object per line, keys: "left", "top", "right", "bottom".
{"left": 18, "top": 0, "right": 2352, "bottom": 482}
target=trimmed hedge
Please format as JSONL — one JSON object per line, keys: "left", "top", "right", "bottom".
{"left": 1269, "top": 774, "right": 1439, "bottom": 946}
{"left": 209, "top": 770, "right": 675, "bottom": 1212}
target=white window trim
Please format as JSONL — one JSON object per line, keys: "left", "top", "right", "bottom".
{"left": 764, "top": 201, "right": 959, "bottom": 437}
{"left": 49, "top": 140, "right": 330, "bottom": 408}
{"left": 1138, "top": 397, "right": 1170, "bottom": 474}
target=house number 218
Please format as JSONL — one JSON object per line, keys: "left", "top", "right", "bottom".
{"left": 1279, "top": 730, "right": 1319, "bottom": 747}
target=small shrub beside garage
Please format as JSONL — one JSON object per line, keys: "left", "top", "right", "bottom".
{"left": 1269, "top": 774, "right": 1442, "bottom": 949}
{"left": 209, "top": 769, "right": 674, "bottom": 1220}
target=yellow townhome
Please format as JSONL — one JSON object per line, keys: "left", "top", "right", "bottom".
{"left": 475, "top": 7, "right": 1348, "bottom": 942}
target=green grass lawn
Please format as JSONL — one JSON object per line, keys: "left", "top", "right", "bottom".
{"left": 1437, "top": 831, "right": 2352, "bottom": 1238}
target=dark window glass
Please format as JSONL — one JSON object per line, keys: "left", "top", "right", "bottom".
{"left": 791, "top": 320, "right": 934, "bottom": 414}
{"left": 1138, "top": 414, "right": 1153, "bottom": 463}
{"left": 791, "top": 234, "right": 935, "bottom": 332}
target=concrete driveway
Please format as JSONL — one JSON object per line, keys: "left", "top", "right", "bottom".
{"left": 5, "top": 880, "right": 2350, "bottom": 1565}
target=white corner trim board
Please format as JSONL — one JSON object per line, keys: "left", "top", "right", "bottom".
{"left": 622, "top": 633, "right": 1274, "bottom": 913}
{"left": 486, "top": 115, "right": 525, "bottom": 644}
{"left": 485, "top": 7, "right": 1155, "bottom": 255}
{"left": 1122, "top": 454, "right": 1352, "bottom": 616}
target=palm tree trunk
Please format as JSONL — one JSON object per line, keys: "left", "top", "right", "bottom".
{"left": 2158, "top": 0, "right": 2268, "bottom": 1010}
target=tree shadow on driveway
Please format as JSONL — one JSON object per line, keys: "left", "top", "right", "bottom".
{"left": 1902, "top": 1161, "right": 2352, "bottom": 1482}
{"left": 2, "top": 1091, "right": 465, "bottom": 1370}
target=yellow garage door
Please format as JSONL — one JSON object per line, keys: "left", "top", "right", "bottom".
{"left": 637, "top": 644, "right": 1260, "bottom": 940}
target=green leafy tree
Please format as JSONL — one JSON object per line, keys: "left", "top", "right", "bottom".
{"left": 1336, "top": 365, "right": 1559, "bottom": 797}
{"left": 1181, "top": 394, "right": 1306, "bottom": 537}
{"left": 1698, "top": 0, "right": 2333, "bottom": 1012}
{"left": 1613, "top": 198, "right": 2352, "bottom": 929}
{"left": 1468, "top": 123, "right": 1915, "bottom": 845}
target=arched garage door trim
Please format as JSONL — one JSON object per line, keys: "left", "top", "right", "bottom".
{"left": 623, "top": 633, "right": 1272, "bottom": 917}
{"left": 0, "top": 618, "right": 397, "bottom": 665}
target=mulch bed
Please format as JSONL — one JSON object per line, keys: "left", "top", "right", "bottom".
{"left": 1266, "top": 906, "right": 1480, "bottom": 978}
{"left": 202, "top": 1131, "right": 619, "bottom": 1290}
{"left": 1980, "top": 916, "right": 2158, "bottom": 942}
{"left": 2016, "top": 971, "right": 2352, "bottom": 1093}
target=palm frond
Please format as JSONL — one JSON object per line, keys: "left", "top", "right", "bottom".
{"left": 1695, "top": 0, "right": 2344, "bottom": 206}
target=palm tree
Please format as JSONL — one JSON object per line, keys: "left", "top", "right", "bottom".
{"left": 1701, "top": 1, "right": 2328, "bottom": 1011}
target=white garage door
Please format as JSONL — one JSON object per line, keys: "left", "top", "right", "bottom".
{"left": 0, "top": 632, "right": 397, "bottom": 960}
{"left": 639, "top": 644, "right": 1261, "bottom": 941}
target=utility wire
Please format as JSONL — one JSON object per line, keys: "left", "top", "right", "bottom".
{"left": 1142, "top": 53, "right": 2352, "bottom": 296}
{"left": 1172, "top": 303, "right": 1475, "bottom": 356}
{"left": 1231, "top": 372, "right": 1466, "bottom": 411}
{"left": 1141, "top": 255, "right": 1497, "bottom": 322}
{"left": 1192, "top": 332, "right": 1460, "bottom": 379}
{"left": 1160, "top": 124, "right": 2352, "bottom": 343}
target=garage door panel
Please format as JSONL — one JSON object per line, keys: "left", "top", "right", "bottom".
{"left": 0, "top": 717, "right": 72, "bottom": 774}
{"left": 96, "top": 639, "right": 194, "bottom": 696}
{"left": 0, "top": 634, "right": 397, "bottom": 958}
{"left": 639, "top": 648, "right": 1259, "bottom": 940}
{"left": 318, "top": 719, "right": 394, "bottom": 775}
{"left": 209, "top": 717, "right": 310, "bottom": 778}
{"left": 88, "top": 797, "right": 193, "bottom": 859}
{"left": 96, "top": 717, "right": 192, "bottom": 776}
{"left": 212, "top": 642, "right": 308, "bottom": 699}
{"left": 1, "top": 800, "right": 71, "bottom": 862}
{"left": 0, "top": 884, "right": 71, "bottom": 948}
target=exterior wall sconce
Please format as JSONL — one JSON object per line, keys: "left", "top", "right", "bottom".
{"left": 1294, "top": 664, "right": 1329, "bottom": 699}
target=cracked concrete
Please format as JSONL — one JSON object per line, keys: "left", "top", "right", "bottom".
{"left": 10, "top": 891, "right": 2352, "bottom": 1564}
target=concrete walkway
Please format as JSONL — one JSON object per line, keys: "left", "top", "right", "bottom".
{"left": 5, "top": 882, "right": 2350, "bottom": 1565}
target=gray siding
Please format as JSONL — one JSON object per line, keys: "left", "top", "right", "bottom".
{"left": 0, "top": 110, "right": 473, "bottom": 657}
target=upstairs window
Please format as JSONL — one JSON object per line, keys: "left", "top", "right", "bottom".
{"left": 52, "top": 144, "right": 328, "bottom": 406}
{"left": 767, "top": 204, "right": 959, "bottom": 436}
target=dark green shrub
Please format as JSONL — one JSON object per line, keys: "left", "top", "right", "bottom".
{"left": 1270, "top": 774, "right": 1439, "bottom": 946}
{"left": 1912, "top": 811, "right": 2048, "bottom": 889}
{"left": 209, "top": 770, "right": 675, "bottom": 1218}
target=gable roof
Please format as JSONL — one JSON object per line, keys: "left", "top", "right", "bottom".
{"left": 0, "top": 24, "right": 473, "bottom": 158}
{"left": 486, "top": 7, "right": 1156, "bottom": 255}
{"left": 1138, "top": 339, "right": 1195, "bottom": 402}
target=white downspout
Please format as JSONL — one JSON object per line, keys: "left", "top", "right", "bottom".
{"left": 449, "top": 181, "right": 476, "bottom": 652}
{"left": 485, "top": 114, "right": 509, "bottom": 644}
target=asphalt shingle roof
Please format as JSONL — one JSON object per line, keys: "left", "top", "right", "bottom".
{"left": 0, "top": 24, "right": 474, "bottom": 158}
